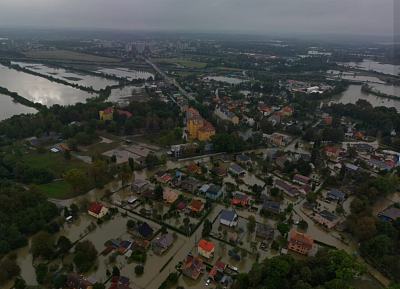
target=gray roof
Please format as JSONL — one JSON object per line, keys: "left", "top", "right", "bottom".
{"left": 132, "top": 179, "right": 148, "bottom": 187}
{"left": 233, "top": 193, "right": 248, "bottom": 202}
{"left": 220, "top": 209, "right": 238, "bottom": 222}
{"left": 263, "top": 201, "right": 280, "bottom": 211}
{"left": 229, "top": 163, "right": 245, "bottom": 174}
{"left": 199, "top": 184, "right": 210, "bottom": 193}
{"left": 328, "top": 189, "right": 346, "bottom": 199}
{"left": 256, "top": 223, "right": 274, "bottom": 235}
{"left": 346, "top": 163, "right": 359, "bottom": 171}
{"left": 207, "top": 185, "right": 222, "bottom": 195}
{"left": 152, "top": 233, "right": 173, "bottom": 248}
{"left": 354, "top": 143, "right": 373, "bottom": 150}
{"left": 318, "top": 210, "right": 340, "bottom": 222}
{"left": 368, "top": 158, "right": 392, "bottom": 170}
{"left": 382, "top": 208, "right": 400, "bottom": 220}
{"left": 303, "top": 202, "right": 315, "bottom": 209}
{"left": 236, "top": 154, "right": 250, "bottom": 162}
{"left": 182, "top": 178, "right": 198, "bottom": 185}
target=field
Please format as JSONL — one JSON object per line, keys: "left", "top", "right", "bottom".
{"left": 23, "top": 50, "right": 121, "bottom": 62}
{"left": 150, "top": 58, "right": 207, "bottom": 68}
{"left": 215, "top": 67, "right": 243, "bottom": 71}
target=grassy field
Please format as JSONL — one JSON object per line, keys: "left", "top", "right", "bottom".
{"left": 150, "top": 58, "right": 207, "bottom": 68}
{"left": 23, "top": 50, "right": 121, "bottom": 62}
{"left": 215, "top": 67, "right": 243, "bottom": 71}
{"left": 23, "top": 150, "right": 88, "bottom": 178}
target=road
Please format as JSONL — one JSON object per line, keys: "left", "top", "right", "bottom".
{"left": 145, "top": 58, "right": 197, "bottom": 103}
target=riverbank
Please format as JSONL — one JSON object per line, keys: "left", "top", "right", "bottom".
{"left": 361, "top": 84, "right": 400, "bottom": 101}
{"left": 0, "top": 86, "right": 45, "bottom": 110}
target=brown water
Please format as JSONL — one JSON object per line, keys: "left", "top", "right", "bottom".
{"left": 12, "top": 62, "right": 119, "bottom": 90}
{"left": 339, "top": 60, "right": 400, "bottom": 76}
{"left": 95, "top": 68, "right": 154, "bottom": 80}
{"left": 0, "top": 64, "right": 94, "bottom": 106}
{"left": 0, "top": 93, "right": 37, "bottom": 120}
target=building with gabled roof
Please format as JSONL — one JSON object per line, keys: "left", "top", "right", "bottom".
{"left": 293, "top": 174, "right": 310, "bottom": 185}
{"left": 197, "top": 239, "right": 215, "bottom": 259}
{"left": 152, "top": 233, "right": 173, "bottom": 254}
{"left": 188, "top": 199, "right": 204, "bottom": 213}
{"left": 187, "top": 163, "right": 200, "bottom": 174}
{"left": 274, "top": 179, "right": 299, "bottom": 197}
{"left": 88, "top": 202, "right": 108, "bottom": 219}
{"left": 232, "top": 193, "right": 249, "bottom": 207}
{"left": 130, "top": 222, "right": 154, "bottom": 239}
{"left": 316, "top": 210, "right": 341, "bottom": 229}
{"left": 99, "top": 107, "right": 132, "bottom": 121}
{"left": 220, "top": 209, "right": 238, "bottom": 227}
{"left": 325, "top": 146, "right": 339, "bottom": 159}
{"left": 163, "top": 189, "right": 179, "bottom": 204}
{"left": 288, "top": 231, "right": 314, "bottom": 256}
{"left": 182, "top": 255, "right": 204, "bottom": 280}
{"left": 131, "top": 179, "right": 149, "bottom": 194}
{"left": 67, "top": 274, "right": 94, "bottom": 289}
{"left": 256, "top": 223, "right": 274, "bottom": 239}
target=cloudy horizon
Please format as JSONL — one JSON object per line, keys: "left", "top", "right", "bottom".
{"left": 0, "top": 0, "right": 396, "bottom": 36}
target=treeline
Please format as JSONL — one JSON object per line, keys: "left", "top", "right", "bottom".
{"left": 231, "top": 249, "right": 366, "bottom": 289}
{"left": 0, "top": 183, "right": 59, "bottom": 257}
{"left": 0, "top": 86, "right": 45, "bottom": 110}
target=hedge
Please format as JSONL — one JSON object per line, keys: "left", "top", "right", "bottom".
{"left": 314, "top": 239, "right": 337, "bottom": 249}
{"left": 159, "top": 256, "right": 174, "bottom": 273}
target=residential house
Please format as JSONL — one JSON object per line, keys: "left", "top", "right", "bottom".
{"left": 152, "top": 233, "right": 174, "bottom": 254}
{"left": 99, "top": 107, "right": 132, "bottom": 121}
{"left": 181, "top": 178, "right": 199, "bottom": 192}
{"left": 276, "top": 156, "right": 287, "bottom": 169}
{"left": 262, "top": 201, "right": 281, "bottom": 215}
{"left": 163, "top": 189, "right": 179, "bottom": 204}
{"left": 212, "top": 167, "right": 227, "bottom": 177}
{"left": 353, "top": 143, "right": 373, "bottom": 152}
{"left": 260, "top": 107, "right": 272, "bottom": 116}
{"left": 381, "top": 208, "right": 400, "bottom": 222}
{"left": 214, "top": 106, "right": 239, "bottom": 125}
{"left": 197, "top": 239, "right": 215, "bottom": 259}
{"left": 206, "top": 185, "right": 223, "bottom": 200}
{"left": 131, "top": 179, "right": 149, "bottom": 194}
{"left": 88, "top": 202, "right": 108, "bottom": 219}
{"left": 108, "top": 284, "right": 132, "bottom": 289}
{"left": 229, "top": 163, "right": 246, "bottom": 175}
{"left": 236, "top": 154, "right": 251, "bottom": 166}
{"left": 303, "top": 202, "right": 315, "bottom": 210}
{"left": 325, "top": 146, "right": 339, "bottom": 159}
{"left": 118, "top": 241, "right": 133, "bottom": 254}
{"left": 214, "top": 260, "right": 227, "bottom": 271}
{"left": 316, "top": 210, "right": 341, "bottom": 229}
{"left": 299, "top": 153, "right": 311, "bottom": 163}
{"left": 282, "top": 107, "right": 293, "bottom": 116}
{"left": 141, "top": 240, "right": 150, "bottom": 250}
{"left": 186, "top": 107, "right": 200, "bottom": 119}
{"left": 345, "top": 163, "right": 360, "bottom": 172}
{"left": 199, "top": 184, "right": 210, "bottom": 194}
{"left": 182, "top": 256, "right": 204, "bottom": 280}
{"left": 299, "top": 184, "right": 312, "bottom": 195}
{"left": 274, "top": 179, "right": 299, "bottom": 197}
{"left": 208, "top": 268, "right": 226, "bottom": 283}
{"left": 220, "top": 209, "right": 238, "bottom": 227}
{"left": 328, "top": 189, "right": 346, "bottom": 200}
{"left": 267, "top": 150, "right": 277, "bottom": 160}
{"left": 230, "top": 232, "right": 239, "bottom": 243}
{"left": 67, "top": 274, "right": 94, "bottom": 289}
{"left": 176, "top": 199, "right": 189, "bottom": 211}
{"left": 256, "top": 223, "right": 274, "bottom": 239}
{"left": 187, "top": 163, "right": 200, "bottom": 174}
{"left": 293, "top": 174, "right": 310, "bottom": 185}
{"left": 288, "top": 231, "right": 314, "bottom": 256}
{"left": 268, "top": 114, "right": 281, "bottom": 126}
{"left": 268, "top": 133, "right": 292, "bottom": 146}
{"left": 232, "top": 193, "right": 249, "bottom": 207}
{"left": 155, "top": 171, "right": 170, "bottom": 183}
{"left": 188, "top": 199, "right": 204, "bottom": 213}
{"left": 131, "top": 222, "right": 154, "bottom": 239}
{"left": 187, "top": 116, "right": 216, "bottom": 141}
{"left": 366, "top": 158, "right": 392, "bottom": 171}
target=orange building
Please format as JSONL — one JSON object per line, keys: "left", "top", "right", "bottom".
{"left": 288, "top": 231, "right": 314, "bottom": 256}
{"left": 187, "top": 116, "right": 215, "bottom": 141}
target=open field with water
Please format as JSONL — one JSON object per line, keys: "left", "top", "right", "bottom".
{"left": 23, "top": 50, "right": 121, "bottom": 62}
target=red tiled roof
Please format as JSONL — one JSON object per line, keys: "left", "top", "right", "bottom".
{"left": 386, "top": 161, "right": 395, "bottom": 167}
{"left": 141, "top": 240, "right": 150, "bottom": 248}
{"left": 161, "top": 174, "right": 171, "bottom": 181}
{"left": 102, "top": 107, "right": 132, "bottom": 118}
{"left": 189, "top": 199, "right": 204, "bottom": 211}
{"left": 290, "top": 231, "right": 314, "bottom": 249}
{"left": 198, "top": 239, "right": 215, "bottom": 252}
{"left": 108, "top": 284, "right": 118, "bottom": 289}
{"left": 208, "top": 268, "right": 218, "bottom": 277}
{"left": 187, "top": 163, "right": 199, "bottom": 174}
{"left": 325, "top": 146, "right": 338, "bottom": 154}
{"left": 116, "top": 109, "right": 132, "bottom": 118}
{"left": 215, "top": 260, "right": 226, "bottom": 269}
{"left": 89, "top": 202, "right": 103, "bottom": 215}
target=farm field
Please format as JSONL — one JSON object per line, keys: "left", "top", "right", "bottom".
{"left": 149, "top": 58, "right": 207, "bottom": 68}
{"left": 23, "top": 50, "right": 121, "bottom": 62}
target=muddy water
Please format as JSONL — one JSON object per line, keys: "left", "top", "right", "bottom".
{"left": 108, "top": 85, "right": 148, "bottom": 106}
{"left": 338, "top": 60, "right": 400, "bottom": 76}
{"left": 95, "top": 68, "right": 154, "bottom": 80}
{"left": 11, "top": 62, "right": 119, "bottom": 90}
{"left": 0, "top": 93, "right": 37, "bottom": 120}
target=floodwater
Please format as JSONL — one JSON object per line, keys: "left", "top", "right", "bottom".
{"left": 339, "top": 60, "right": 400, "bottom": 76}
{"left": 0, "top": 93, "right": 37, "bottom": 121}
{"left": 0, "top": 64, "right": 94, "bottom": 106}
{"left": 108, "top": 85, "right": 148, "bottom": 106}
{"left": 320, "top": 85, "right": 400, "bottom": 111}
{"left": 11, "top": 62, "right": 119, "bottom": 90}
{"left": 95, "top": 68, "right": 154, "bottom": 80}
{"left": 208, "top": 76, "right": 247, "bottom": 84}
{"left": 327, "top": 70, "right": 386, "bottom": 84}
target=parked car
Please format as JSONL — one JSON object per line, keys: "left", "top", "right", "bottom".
{"left": 206, "top": 279, "right": 211, "bottom": 286}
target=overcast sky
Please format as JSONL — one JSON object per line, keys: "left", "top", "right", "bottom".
{"left": 0, "top": 0, "right": 396, "bottom": 36}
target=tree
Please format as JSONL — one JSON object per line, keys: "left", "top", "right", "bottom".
{"left": 62, "top": 169, "right": 87, "bottom": 194}
{"left": 355, "top": 216, "right": 377, "bottom": 242}
{"left": 128, "top": 157, "right": 135, "bottom": 172}
{"left": 277, "top": 223, "right": 290, "bottom": 236}
{"left": 70, "top": 203, "right": 79, "bottom": 215}
{"left": 126, "top": 219, "right": 136, "bottom": 229}
{"left": 112, "top": 265, "right": 120, "bottom": 276}
{"left": 64, "top": 149, "right": 71, "bottom": 160}
{"left": 222, "top": 230, "right": 228, "bottom": 240}
{"left": 241, "top": 248, "right": 248, "bottom": 259}
{"left": 145, "top": 153, "right": 159, "bottom": 169}
{"left": 53, "top": 274, "right": 67, "bottom": 289}
{"left": 110, "top": 155, "right": 117, "bottom": 163}
{"left": 250, "top": 241, "right": 258, "bottom": 252}
{"left": 154, "top": 185, "right": 164, "bottom": 200}
{"left": 31, "top": 232, "right": 55, "bottom": 259}
{"left": 202, "top": 219, "right": 212, "bottom": 237}
{"left": 135, "top": 265, "right": 144, "bottom": 275}
{"left": 247, "top": 216, "right": 256, "bottom": 235}
{"left": 88, "top": 160, "right": 107, "bottom": 182}
{"left": 74, "top": 240, "right": 98, "bottom": 271}
{"left": 117, "top": 165, "right": 132, "bottom": 186}
{"left": 56, "top": 236, "right": 72, "bottom": 255}
{"left": 13, "top": 278, "right": 26, "bottom": 289}
{"left": 298, "top": 220, "right": 308, "bottom": 229}
{"left": 35, "top": 263, "right": 48, "bottom": 284}
{"left": 364, "top": 235, "right": 391, "bottom": 261}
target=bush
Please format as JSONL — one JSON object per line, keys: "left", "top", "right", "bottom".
{"left": 135, "top": 265, "right": 144, "bottom": 275}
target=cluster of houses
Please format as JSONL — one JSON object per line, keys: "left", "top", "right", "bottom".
{"left": 186, "top": 107, "right": 216, "bottom": 141}
{"left": 67, "top": 273, "right": 132, "bottom": 289}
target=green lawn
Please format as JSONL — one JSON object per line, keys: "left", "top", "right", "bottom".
{"left": 40, "top": 182, "right": 72, "bottom": 199}
{"left": 215, "top": 67, "right": 243, "bottom": 71}
{"left": 150, "top": 58, "right": 207, "bottom": 68}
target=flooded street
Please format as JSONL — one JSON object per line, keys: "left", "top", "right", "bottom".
{"left": 0, "top": 64, "right": 94, "bottom": 106}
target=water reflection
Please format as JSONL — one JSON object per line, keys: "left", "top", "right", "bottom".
{"left": 338, "top": 60, "right": 400, "bottom": 76}
{"left": 0, "top": 64, "right": 94, "bottom": 106}
{"left": 96, "top": 67, "right": 154, "bottom": 80}
{"left": 0, "top": 94, "right": 37, "bottom": 121}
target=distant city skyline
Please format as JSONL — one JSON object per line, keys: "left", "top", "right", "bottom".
{"left": 0, "top": 0, "right": 396, "bottom": 36}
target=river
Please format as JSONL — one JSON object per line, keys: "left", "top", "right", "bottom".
{"left": 11, "top": 62, "right": 119, "bottom": 90}
{"left": 338, "top": 60, "right": 400, "bottom": 76}
{"left": 0, "top": 64, "right": 94, "bottom": 106}
{"left": 0, "top": 93, "right": 37, "bottom": 121}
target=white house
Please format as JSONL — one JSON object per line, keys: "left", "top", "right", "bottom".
{"left": 220, "top": 209, "right": 238, "bottom": 227}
